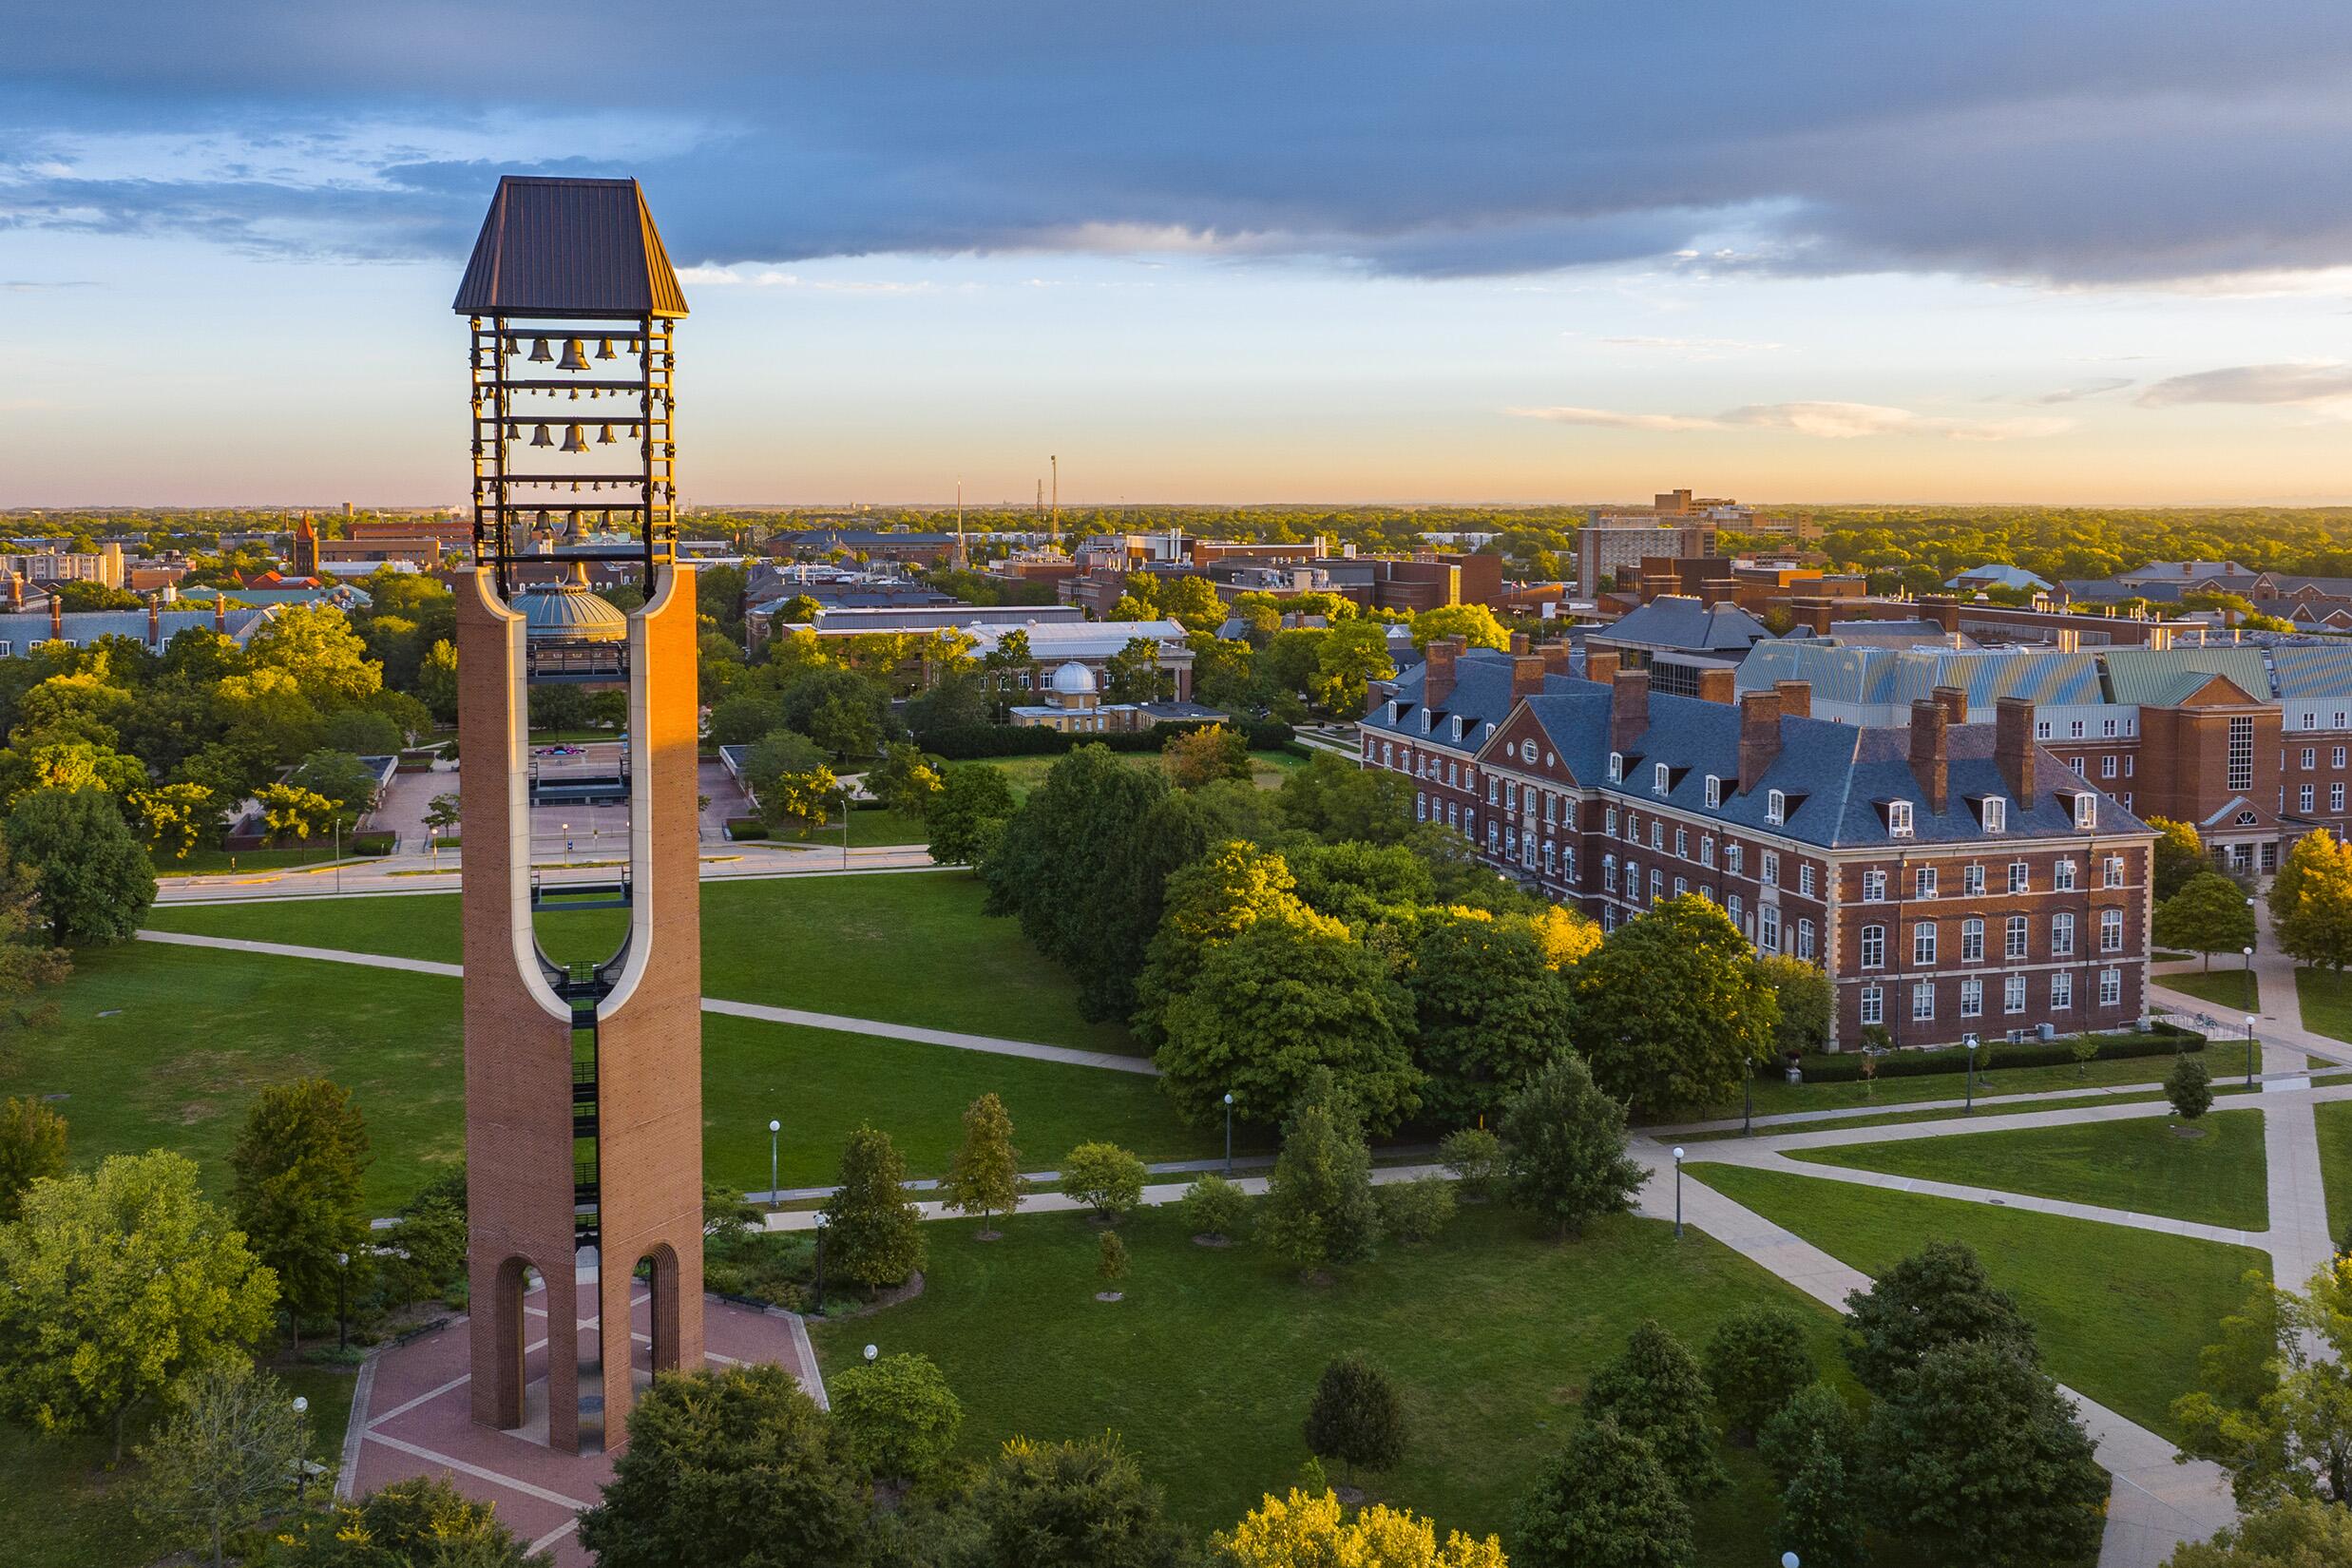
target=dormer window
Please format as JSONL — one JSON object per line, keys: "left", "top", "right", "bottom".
{"left": 1704, "top": 774, "right": 1721, "bottom": 809}
{"left": 1766, "top": 789, "right": 1786, "bottom": 826}
{"left": 2074, "top": 793, "right": 2098, "bottom": 830}
{"left": 1653, "top": 762, "right": 1671, "bottom": 795}
{"left": 1887, "top": 800, "right": 1914, "bottom": 837}
{"left": 1981, "top": 796, "right": 2007, "bottom": 832}
{"left": 1420, "top": 709, "right": 1431, "bottom": 734}
{"left": 1386, "top": 700, "right": 1399, "bottom": 723}
{"left": 1608, "top": 752, "right": 1623, "bottom": 782}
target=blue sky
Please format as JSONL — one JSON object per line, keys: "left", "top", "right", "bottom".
{"left": 6, "top": 1, "right": 2352, "bottom": 507}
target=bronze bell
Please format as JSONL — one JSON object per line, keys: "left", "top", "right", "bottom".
{"left": 597, "top": 424, "right": 616, "bottom": 445}
{"left": 529, "top": 423, "right": 553, "bottom": 448}
{"left": 562, "top": 423, "right": 589, "bottom": 453}
{"left": 527, "top": 336, "right": 553, "bottom": 363}
{"left": 597, "top": 338, "right": 617, "bottom": 360}
{"left": 558, "top": 338, "right": 590, "bottom": 372}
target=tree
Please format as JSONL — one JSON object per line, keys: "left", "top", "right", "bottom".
{"left": 1310, "top": 621, "right": 1397, "bottom": 717}
{"left": 2163, "top": 1498, "right": 2352, "bottom": 1567}
{"left": 1513, "top": 1418, "right": 1692, "bottom": 1568}
{"left": 1758, "top": 1382, "right": 1864, "bottom": 1490}
{"left": 2148, "top": 816, "right": 2206, "bottom": 902}
{"left": 1571, "top": 897, "right": 1779, "bottom": 1115}
{"left": 254, "top": 782, "right": 333, "bottom": 844}
{"left": 1275, "top": 752, "right": 1415, "bottom": 846}
{"left": 962, "top": 1434, "right": 1191, "bottom": 1568}
{"left": 1499, "top": 1052, "right": 1648, "bottom": 1240}
{"left": 1862, "top": 1338, "right": 2107, "bottom": 1568}
{"left": 2170, "top": 1052, "right": 2215, "bottom": 1121}
{"left": 134, "top": 1362, "right": 306, "bottom": 1568}
{"left": 1409, "top": 604, "right": 1511, "bottom": 651}
{"left": 229, "top": 1077, "right": 372, "bottom": 1351}
{"left": 2157, "top": 871, "right": 2260, "bottom": 970}
{"left": 1405, "top": 908, "right": 1578, "bottom": 1124}
{"left": 1217, "top": 1488, "right": 1508, "bottom": 1568}
{"left": 1776, "top": 1436, "right": 1867, "bottom": 1568}
{"left": 867, "top": 740, "right": 945, "bottom": 818}
{"left": 926, "top": 761, "right": 1018, "bottom": 867}
{"left": 1755, "top": 953, "right": 1835, "bottom": 1057}
{"left": 264, "top": 1474, "right": 551, "bottom": 1565}
{"left": 415, "top": 639, "right": 460, "bottom": 723}
{"left": 1098, "top": 1228, "right": 1128, "bottom": 1290}
{"left": 1585, "top": 1320, "right": 1727, "bottom": 1498}
{"left": 708, "top": 691, "right": 787, "bottom": 749}
{"left": 829, "top": 1351, "right": 963, "bottom": 1485}
{"left": 1376, "top": 1176, "right": 1456, "bottom": 1244}
{"left": 1157, "top": 909, "right": 1422, "bottom": 1135}
{"left": 779, "top": 666, "right": 891, "bottom": 759}
{"left": 1163, "top": 723, "right": 1252, "bottom": 790}
{"left": 1841, "top": 1239, "right": 2036, "bottom": 1393}
{"left": 7, "top": 785, "right": 154, "bottom": 944}
{"left": 424, "top": 791, "right": 461, "bottom": 863}
{"left": 0, "top": 845, "right": 67, "bottom": 1042}
{"left": 0, "top": 1151, "right": 276, "bottom": 1460}
{"left": 2070, "top": 1033, "right": 2101, "bottom": 1077}
{"left": 130, "top": 780, "right": 221, "bottom": 861}
{"left": 576, "top": 1365, "right": 866, "bottom": 1568}
{"left": 820, "top": 1125, "right": 925, "bottom": 1296}
{"left": 1105, "top": 637, "right": 1174, "bottom": 704}
{"left": 1157, "top": 576, "right": 1226, "bottom": 632}
{"left": 940, "top": 1093, "right": 1023, "bottom": 1237}
{"left": 1303, "top": 1354, "right": 1405, "bottom": 1485}
{"left": 320, "top": 706, "right": 405, "bottom": 756}
{"left": 1702, "top": 1307, "right": 1816, "bottom": 1443}
{"left": 2273, "top": 830, "right": 2352, "bottom": 984}
{"left": 244, "top": 603, "right": 382, "bottom": 708}
{"left": 2174, "top": 1262, "right": 2352, "bottom": 1509}
{"left": 1258, "top": 1073, "right": 1384, "bottom": 1272}
{"left": 1133, "top": 839, "right": 1310, "bottom": 1045}
{"left": 1179, "top": 1174, "right": 1249, "bottom": 1242}
{"left": 0, "top": 1095, "right": 67, "bottom": 1221}
{"left": 1288, "top": 839, "right": 1437, "bottom": 926}
{"left": 1061, "top": 1141, "right": 1146, "bottom": 1220}
{"left": 1438, "top": 1127, "right": 1504, "bottom": 1202}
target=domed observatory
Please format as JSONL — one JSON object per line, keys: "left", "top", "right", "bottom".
{"left": 451, "top": 176, "right": 704, "bottom": 1455}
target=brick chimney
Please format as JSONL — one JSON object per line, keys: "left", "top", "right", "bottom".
{"left": 1909, "top": 698, "right": 1951, "bottom": 813}
{"left": 146, "top": 600, "right": 162, "bottom": 646}
{"left": 1997, "top": 698, "right": 2038, "bottom": 804}
{"left": 48, "top": 595, "right": 62, "bottom": 640}
{"left": 1774, "top": 679, "right": 1811, "bottom": 718}
{"left": 1737, "top": 690, "right": 1783, "bottom": 792}
{"left": 1586, "top": 649, "right": 1621, "bottom": 685}
{"left": 5, "top": 572, "right": 20, "bottom": 612}
{"left": 1539, "top": 641, "right": 1571, "bottom": 677}
{"left": 1511, "top": 654, "right": 1547, "bottom": 702}
{"left": 1508, "top": 630, "right": 1530, "bottom": 655}
{"left": 1934, "top": 684, "right": 1968, "bottom": 724}
{"left": 1697, "top": 667, "right": 1736, "bottom": 705}
{"left": 213, "top": 595, "right": 227, "bottom": 633}
{"left": 1424, "top": 638, "right": 1460, "bottom": 708}
{"left": 1611, "top": 668, "right": 1651, "bottom": 754}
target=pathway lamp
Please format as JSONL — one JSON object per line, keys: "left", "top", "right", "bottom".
{"left": 768, "top": 1119, "right": 781, "bottom": 1206}
{"left": 1672, "top": 1146, "right": 1686, "bottom": 1239}
{"left": 863, "top": 1343, "right": 878, "bottom": 1364}
{"left": 2247, "top": 1015, "right": 2259, "bottom": 1087}
{"left": 291, "top": 1396, "right": 311, "bottom": 1501}
{"left": 813, "top": 1212, "right": 828, "bottom": 1297}
{"left": 1964, "top": 1034, "right": 1980, "bottom": 1113}
{"left": 1222, "top": 1092, "right": 1234, "bottom": 1176}
{"left": 2244, "top": 945, "right": 2256, "bottom": 1011}
{"left": 1783, "top": 1555, "right": 1802, "bottom": 1568}
{"left": 335, "top": 1251, "right": 350, "bottom": 1352}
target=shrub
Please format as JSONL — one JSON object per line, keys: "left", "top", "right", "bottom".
{"left": 2168, "top": 1053, "right": 2215, "bottom": 1121}
{"left": 1179, "top": 1174, "right": 1249, "bottom": 1241}
{"left": 829, "top": 1351, "right": 962, "bottom": 1483}
{"left": 1759, "top": 1382, "right": 1864, "bottom": 1491}
{"left": 1375, "top": 1176, "right": 1457, "bottom": 1244}
{"left": 1060, "top": 1141, "right": 1147, "bottom": 1220}
{"left": 1438, "top": 1127, "right": 1505, "bottom": 1201}
{"left": 724, "top": 816, "right": 770, "bottom": 841}
{"left": 1701, "top": 1306, "right": 1815, "bottom": 1442}
{"left": 1303, "top": 1354, "right": 1405, "bottom": 1484}
{"left": 1584, "top": 1319, "right": 1727, "bottom": 1498}
{"left": 1786, "top": 1023, "right": 2205, "bottom": 1082}
{"left": 1098, "top": 1229, "right": 1129, "bottom": 1287}
{"left": 350, "top": 831, "right": 395, "bottom": 856}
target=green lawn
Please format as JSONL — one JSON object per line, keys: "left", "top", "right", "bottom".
{"left": 980, "top": 747, "right": 1300, "bottom": 802}
{"left": 5, "top": 940, "right": 1207, "bottom": 1210}
{"left": 149, "top": 870, "right": 1137, "bottom": 1053}
{"left": 2160, "top": 967, "right": 2261, "bottom": 1014}
{"left": 2298, "top": 966, "right": 2352, "bottom": 1046}
{"left": 1673, "top": 1049, "right": 2236, "bottom": 1124}
{"left": 2317, "top": 1100, "right": 2352, "bottom": 1249}
{"left": 1689, "top": 1164, "right": 2267, "bottom": 1438}
{"left": 1784, "top": 1108, "right": 2269, "bottom": 1230}
{"left": 812, "top": 1201, "right": 1853, "bottom": 1553}
{"left": 155, "top": 846, "right": 352, "bottom": 877}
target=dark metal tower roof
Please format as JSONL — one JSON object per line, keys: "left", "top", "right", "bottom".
{"left": 451, "top": 177, "right": 689, "bottom": 319}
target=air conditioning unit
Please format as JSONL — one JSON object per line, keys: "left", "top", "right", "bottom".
{"left": 2036, "top": 1023, "right": 2056, "bottom": 1041}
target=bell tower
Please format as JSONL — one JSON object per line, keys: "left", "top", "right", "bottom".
{"left": 450, "top": 176, "right": 702, "bottom": 1454}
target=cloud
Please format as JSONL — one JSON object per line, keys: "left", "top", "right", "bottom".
{"left": 2137, "top": 361, "right": 2352, "bottom": 409}
{"left": 1594, "top": 335, "right": 1786, "bottom": 357}
{"left": 7, "top": 3, "right": 2352, "bottom": 283}
{"left": 1509, "top": 400, "right": 2070, "bottom": 441}
{"left": 2022, "top": 377, "right": 2134, "bottom": 404}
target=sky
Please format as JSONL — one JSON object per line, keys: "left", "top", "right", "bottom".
{"left": 6, "top": 2, "right": 2352, "bottom": 509}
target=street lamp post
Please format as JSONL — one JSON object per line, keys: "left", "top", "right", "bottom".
{"left": 2247, "top": 1015, "right": 2260, "bottom": 1087}
{"left": 1672, "top": 1147, "right": 1686, "bottom": 1239}
{"left": 1964, "top": 1034, "right": 1979, "bottom": 1112}
{"left": 1222, "top": 1092, "right": 1234, "bottom": 1177}
{"left": 1743, "top": 1074, "right": 1753, "bottom": 1138}
{"left": 863, "top": 1343, "right": 878, "bottom": 1365}
{"left": 291, "top": 1395, "right": 311, "bottom": 1501}
{"left": 813, "top": 1213, "right": 828, "bottom": 1297}
{"left": 768, "top": 1119, "right": 781, "bottom": 1206}
{"left": 335, "top": 1251, "right": 350, "bottom": 1352}
{"left": 1782, "top": 1554, "right": 1802, "bottom": 1568}
{"left": 562, "top": 821, "right": 571, "bottom": 869}
{"left": 2243, "top": 944, "right": 2256, "bottom": 1012}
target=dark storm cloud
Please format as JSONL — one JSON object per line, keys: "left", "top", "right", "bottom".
{"left": 6, "top": 1, "right": 2351, "bottom": 283}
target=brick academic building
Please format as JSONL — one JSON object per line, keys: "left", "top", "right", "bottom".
{"left": 1361, "top": 642, "right": 2156, "bottom": 1052}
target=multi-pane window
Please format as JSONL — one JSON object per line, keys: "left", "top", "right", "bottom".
{"left": 2055, "top": 859, "right": 2077, "bottom": 891}
{"left": 2053, "top": 912, "right": 2075, "bottom": 957}
{"left": 1799, "top": 863, "right": 1817, "bottom": 897}
{"left": 2101, "top": 755, "right": 2118, "bottom": 779}
{"left": 1762, "top": 851, "right": 1780, "bottom": 887}
{"left": 1860, "top": 924, "right": 1885, "bottom": 968}
{"left": 1673, "top": 875, "right": 1687, "bottom": 898}
{"left": 1912, "top": 981, "right": 1935, "bottom": 1022}
{"left": 1964, "top": 863, "right": 1985, "bottom": 895}
{"left": 2229, "top": 715, "right": 2255, "bottom": 792}
{"left": 1486, "top": 777, "right": 1498, "bottom": 804}
{"left": 1649, "top": 869, "right": 1663, "bottom": 903}
{"left": 1913, "top": 922, "right": 1937, "bottom": 966}
{"left": 1603, "top": 855, "right": 1617, "bottom": 891}
{"left": 1861, "top": 985, "right": 1884, "bottom": 1026}
{"left": 1960, "top": 978, "right": 1982, "bottom": 1018}
{"left": 2303, "top": 785, "right": 2317, "bottom": 813}
{"left": 1674, "top": 828, "right": 1688, "bottom": 858}
{"left": 2103, "top": 855, "right": 2125, "bottom": 888}
{"left": 1727, "top": 845, "right": 1745, "bottom": 876}
{"left": 2336, "top": 746, "right": 2346, "bottom": 768}
{"left": 2004, "top": 973, "right": 2027, "bottom": 1013}
{"left": 1961, "top": 917, "right": 1984, "bottom": 963}
{"left": 2100, "top": 968, "right": 2123, "bottom": 1007}
{"left": 1915, "top": 866, "right": 1937, "bottom": 899}
{"left": 1605, "top": 806, "right": 1617, "bottom": 834}
{"left": 1864, "top": 870, "right": 1887, "bottom": 901}
{"left": 1982, "top": 798, "right": 2006, "bottom": 832}
{"left": 2009, "top": 860, "right": 2030, "bottom": 893}
{"left": 1654, "top": 762, "right": 1671, "bottom": 795}
{"left": 1888, "top": 801, "right": 1914, "bottom": 837}
{"left": 2304, "top": 747, "right": 2318, "bottom": 771}
{"left": 1701, "top": 837, "right": 1716, "bottom": 868}
{"left": 2100, "top": 908, "right": 2124, "bottom": 953}
{"left": 1795, "top": 918, "right": 1816, "bottom": 962}
{"left": 1767, "top": 790, "right": 1786, "bottom": 825}
{"left": 1704, "top": 774, "right": 1721, "bottom": 808}
{"left": 1728, "top": 894, "right": 1745, "bottom": 927}
{"left": 1760, "top": 905, "right": 1781, "bottom": 952}
{"left": 2335, "top": 784, "right": 2346, "bottom": 813}
{"left": 1651, "top": 821, "right": 1664, "bottom": 851}
{"left": 2052, "top": 971, "right": 2074, "bottom": 1010}
{"left": 2006, "top": 915, "right": 2030, "bottom": 959}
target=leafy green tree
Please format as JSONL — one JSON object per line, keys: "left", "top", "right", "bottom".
{"left": 820, "top": 1125, "right": 925, "bottom": 1297}
{"left": 287, "top": 749, "right": 380, "bottom": 830}
{"left": 1513, "top": 1417, "right": 1693, "bottom": 1568}
{"left": 2170, "top": 1052, "right": 2215, "bottom": 1121}
{"left": 1258, "top": 1072, "right": 1384, "bottom": 1272}
{"left": 905, "top": 668, "right": 995, "bottom": 736}
{"left": 1759, "top": 1382, "right": 1864, "bottom": 1489}
{"left": 1862, "top": 1338, "right": 2107, "bottom": 1568}
{"left": 2150, "top": 815, "right": 2208, "bottom": 902}
{"left": 940, "top": 1093, "right": 1024, "bottom": 1236}
{"left": 576, "top": 1365, "right": 866, "bottom": 1568}
{"left": 1409, "top": 603, "right": 1511, "bottom": 651}
{"left": 1061, "top": 1141, "right": 1147, "bottom": 1220}
{"left": 1405, "top": 908, "right": 1578, "bottom": 1124}
{"left": 424, "top": 791, "right": 461, "bottom": 858}
{"left": 1107, "top": 593, "right": 1157, "bottom": 625}
{"left": 866, "top": 740, "right": 944, "bottom": 818}
{"left": 1157, "top": 909, "right": 1421, "bottom": 1134}
{"left": 1217, "top": 1488, "right": 1508, "bottom": 1568}
{"left": 1274, "top": 752, "right": 1415, "bottom": 845}
{"left": 774, "top": 593, "right": 824, "bottom": 625}
{"left": 256, "top": 782, "right": 335, "bottom": 844}
{"left": 1179, "top": 1174, "right": 1249, "bottom": 1241}
{"left": 1585, "top": 1319, "right": 1727, "bottom": 1498}
{"left": 1438, "top": 1127, "right": 1505, "bottom": 1202}
{"left": 2274, "top": 830, "right": 2352, "bottom": 985}
{"left": 229, "top": 1077, "right": 371, "bottom": 1351}
{"left": 1572, "top": 896, "right": 1779, "bottom": 1115}
{"left": 1133, "top": 838, "right": 1310, "bottom": 1047}
{"left": 1162, "top": 723, "right": 1252, "bottom": 790}
{"left": 1841, "top": 1239, "right": 2036, "bottom": 1394}
{"left": 2174, "top": 1262, "right": 2352, "bottom": 1508}
{"left": 1776, "top": 1435, "right": 1868, "bottom": 1568}
{"left": 1701, "top": 1307, "right": 1815, "bottom": 1443}
{"left": 1286, "top": 838, "right": 1437, "bottom": 926}
{"left": 0, "top": 1151, "right": 276, "bottom": 1460}
{"left": 1303, "top": 1353, "right": 1405, "bottom": 1484}
{"left": 7, "top": 785, "right": 154, "bottom": 944}
{"left": 320, "top": 707, "right": 404, "bottom": 756}
{"left": 961, "top": 1434, "right": 1191, "bottom": 1568}
{"left": 2158, "top": 871, "right": 2260, "bottom": 970}
{"left": 0, "top": 1095, "right": 67, "bottom": 1221}
{"left": 1098, "top": 1228, "right": 1128, "bottom": 1289}
{"left": 2162, "top": 1497, "right": 2352, "bottom": 1566}
{"left": 263, "top": 1474, "right": 551, "bottom": 1565}
{"left": 1105, "top": 637, "right": 1174, "bottom": 704}
{"left": 745, "top": 728, "right": 841, "bottom": 836}
{"left": 829, "top": 1351, "right": 963, "bottom": 1485}
{"left": 1500, "top": 1052, "right": 1647, "bottom": 1240}
{"left": 1756, "top": 953, "right": 1835, "bottom": 1057}
{"left": 1157, "top": 576, "right": 1226, "bottom": 632}
{"left": 1186, "top": 632, "right": 1261, "bottom": 713}
{"left": 1375, "top": 1175, "right": 1457, "bottom": 1244}
{"left": 414, "top": 639, "right": 461, "bottom": 724}
{"left": 781, "top": 666, "right": 891, "bottom": 758}
{"left": 134, "top": 1362, "right": 306, "bottom": 1568}
{"left": 129, "top": 781, "right": 221, "bottom": 861}
{"left": 926, "top": 761, "right": 1018, "bottom": 867}
{"left": 707, "top": 692, "right": 787, "bottom": 749}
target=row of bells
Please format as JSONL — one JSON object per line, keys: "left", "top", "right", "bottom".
{"left": 505, "top": 335, "right": 656, "bottom": 369}
{"left": 511, "top": 421, "right": 635, "bottom": 450}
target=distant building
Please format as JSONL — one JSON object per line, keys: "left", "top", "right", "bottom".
{"left": 1584, "top": 596, "right": 1772, "bottom": 696}
{"left": 1945, "top": 564, "right": 2054, "bottom": 594}
{"left": 968, "top": 619, "right": 1197, "bottom": 700}
{"left": 1006, "top": 660, "right": 1226, "bottom": 733}
{"left": 1576, "top": 512, "right": 1715, "bottom": 597}
{"left": 0, "top": 542, "right": 125, "bottom": 591}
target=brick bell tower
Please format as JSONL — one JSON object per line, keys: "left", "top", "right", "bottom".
{"left": 451, "top": 177, "right": 702, "bottom": 1454}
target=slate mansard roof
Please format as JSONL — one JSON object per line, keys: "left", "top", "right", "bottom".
{"left": 1363, "top": 647, "right": 1564, "bottom": 748}
{"left": 452, "top": 176, "right": 688, "bottom": 319}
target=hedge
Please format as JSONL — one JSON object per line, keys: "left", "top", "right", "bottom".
{"left": 1782, "top": 1022, "right": 2207, "bottom": 1083}
{"left": 724, "top": 817, "right": 769, "bottom": 841}
{"left": 351, "top": 832, "right": 397, "bottom": 857}
{"left": 916, "top": 718, "right": 1294, "bottom": 760}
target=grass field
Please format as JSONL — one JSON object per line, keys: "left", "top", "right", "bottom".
{"left": 980, "top": 747, "right": 1302, "bottom": 802}
{"left": 1675, "top": 1048, "right": 2234, "bottom": 1124}
{"left": 2318, "top": 1100, "right": 2352, "bottom": 1249}
{"left": 811, "top": 1201, "right": 1854, "bottom": 1553}
{"left": 2159, "top": 967, "right": 2261, "bottom": 1014}
{"left": 1785, "top": 1108, "right": 2269, "bottom": 1230}
{"left": 148, "top": 870, "right": 1137, "bottom": 1053}
{"left": 155, "top": 846, "right": 352, "bottom": 877}
{"left": 3, "top": 940, "right": 1210, "bottom": 1209}
{"left": 1689, "top": 1163, "right": 2267, "bottom": 1437}
{"left": 2298, "top": 966, "right": 2352, "bottom": 1046}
